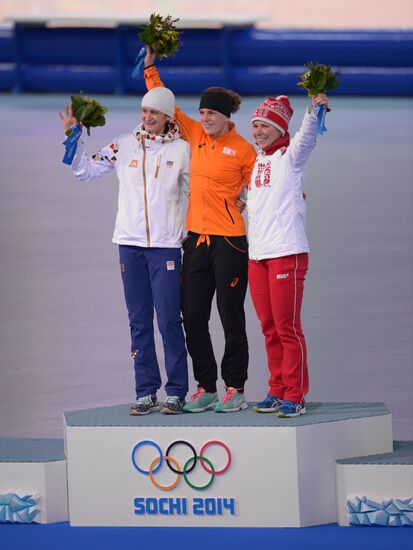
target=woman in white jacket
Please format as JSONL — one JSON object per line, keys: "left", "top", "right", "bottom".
{"left": 58, "top": 88, "right": 190, "bottom": 415}
{"left": 247, "top": 93, "right": 329, "bottom": 417}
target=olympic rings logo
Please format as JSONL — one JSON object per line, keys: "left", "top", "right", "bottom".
{"left": 131, "top": 439, "right": 232, "bottom": 491}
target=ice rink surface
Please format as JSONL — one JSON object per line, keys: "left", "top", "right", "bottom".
{"left": 0, "top": 94, "right": 412, "bottom": 439}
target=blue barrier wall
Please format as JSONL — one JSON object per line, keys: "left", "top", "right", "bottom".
{"left": 1, "top": 24, "right": 412, "bottom": 95}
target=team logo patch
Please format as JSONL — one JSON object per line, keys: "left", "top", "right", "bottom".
{"left": 255, "top": 161, "right": 272, "bottom": 188}
{"left": 129, "top": 159, "right": 138, "bottom": 168}
{"left": 167, "top": 160, "right": 174, "bottom": 167}
{"left": 222, "top": 147, "right": 236, "bottom": 157}
{"left": 166, "top": 261, "right": 175, "bottom": 271}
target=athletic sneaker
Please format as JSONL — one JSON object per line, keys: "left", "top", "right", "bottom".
{"left": 253, "top": 394, "right": 284, "bottom": 413}
{"left": 183, "top": 387, "right": 218, "bottom": 413}
{"left": 160, "top": 395, "right": 185, "bottom": 414}
{"left": 214, "top": 387, "right": 248, "bottom": 413}
{"left": 277, "top": 401, "right": 306, "bottom": 418}
{"left": 129, "top": 394, "right": 161, "bottom": 416}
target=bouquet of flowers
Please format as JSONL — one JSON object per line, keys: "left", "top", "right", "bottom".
{"left": 298, "top": 62, "right": 340, "bottom": 96}
{"left": 139, "top": 13, "right": 182, "bottom": 60}
{"left": 70, "top": 94, "right": 108, "bottom": 136}
{"left": 298, "top": 62, "right": 340, "bottom": 135}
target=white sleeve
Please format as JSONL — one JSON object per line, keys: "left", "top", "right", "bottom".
{"left": 179, "top": 142, "right": 190, "bottom": 198}
{"left": 286, "top": 108, "right": 319, "bottom": 172}
{"left": 71, "top": 136, "right": 119, "bottom": 182}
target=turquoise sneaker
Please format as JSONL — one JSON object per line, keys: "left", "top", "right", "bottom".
{"left": 214, "top": 387, "right": 248, "bottom": 413}
{"left": 183, "top": 387, "right": 218, "bottom": 413}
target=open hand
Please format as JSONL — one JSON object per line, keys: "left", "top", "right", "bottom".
{"left": 57, "top": 104, "right": 78, "bottom": 133}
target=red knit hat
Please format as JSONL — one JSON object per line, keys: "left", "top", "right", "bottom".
{"left": 251, "top": 96, "right": 293, "bottom": 136}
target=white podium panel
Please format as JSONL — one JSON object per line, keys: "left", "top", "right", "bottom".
{"left": 336, "top": 441, "right": 413, "bottom": 527}
{"left": 0, "top": 438, "right": 68, "bottom": 524}
{"left": 64, "top": 402, "right": 392, "bottom": 527}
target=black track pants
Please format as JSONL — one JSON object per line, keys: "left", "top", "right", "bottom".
{"left": 181, "top": 232, "right": 249, "bottom": 392}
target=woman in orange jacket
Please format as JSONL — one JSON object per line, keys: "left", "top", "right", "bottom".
{"left": 144, "top": 49, "right": 256, "bottom": 412}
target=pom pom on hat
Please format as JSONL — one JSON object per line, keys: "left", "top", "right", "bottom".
{"left": 141, "top": 87, "right": 175, "bottom": 118}
{"left": 251, "top": 96, "right": 293, "bottom": 136}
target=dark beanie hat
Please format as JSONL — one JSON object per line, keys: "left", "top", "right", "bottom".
{"left": 199, "top": 90, "right": 232, "bottom": 117}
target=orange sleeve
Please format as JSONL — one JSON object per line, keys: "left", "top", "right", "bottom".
{"left": 143, "top": 66, "right": 165, "bottom": 90}
{"left": 143, "top": 66, "right": 200, "bottom": 142}
{"left": 172, "top": 106, "right": 200, "bottom": 142}
{"left": 241, "top": 144, "right": 257, "bottom": 188}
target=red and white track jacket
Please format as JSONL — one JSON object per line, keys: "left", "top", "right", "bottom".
{"left": 247, "top": 108, "right": 319, "bottom": 261}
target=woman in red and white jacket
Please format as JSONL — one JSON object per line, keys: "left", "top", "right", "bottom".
{"left": 246, "top": 93, "right": 329, "bottom": 417}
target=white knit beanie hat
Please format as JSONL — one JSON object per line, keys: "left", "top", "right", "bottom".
{"left": 141, "top": 87, "right": 175, "bottom": 118}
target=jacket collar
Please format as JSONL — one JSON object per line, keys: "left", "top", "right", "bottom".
{"left": 133, "top": 122, "right": 181, "bottom": 143}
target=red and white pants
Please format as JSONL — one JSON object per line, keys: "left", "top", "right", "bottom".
{"left": 248, "top": 253, "right": 309, "bottom": 404}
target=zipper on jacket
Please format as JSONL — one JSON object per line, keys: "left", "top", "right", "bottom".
{"left": 224, "top": 199, "right": 235, "bottom": 225}
{"left": 140, "top": 139, "right": 151, "bottom": 247}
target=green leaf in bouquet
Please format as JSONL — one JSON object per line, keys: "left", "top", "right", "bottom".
{"left": 84, "top": 104, "right": 95, "bottom": 118}
{"left": 70, "top": 94, "right": 108, "bottom": 135}
{"left": 297, "top": 62, "right": 340, "bottom": 96}
{"left": 139, "top": 13, "right": 182, "bottom": 60}
{"left": 91, "top": 110, "right": 101, "bottom": 121}
{"left": 70, "top": 94, "right": 82, "bottom": 114}
{"left": 79, "top": 106, "right": 88, "bottom": 121}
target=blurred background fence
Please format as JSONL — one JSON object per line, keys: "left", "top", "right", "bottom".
{"left": 1, "top": 17, "right": 412, "bottom": 95}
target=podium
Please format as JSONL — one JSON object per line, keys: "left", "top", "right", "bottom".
{"left": 64, "top": 402, "right": 392, "bottom": 527}
{"left": 335, "top": 441, "right": 413, "bottom": 527}
{"left": 0, "top": 438, "right": 68, "bottom": 524}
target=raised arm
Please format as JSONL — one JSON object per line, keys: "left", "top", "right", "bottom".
{"left": 287, "top": 93, "right": 329, "bottom": 172}
{"left": 58, "top": 104, "right": 116, "bottom": 181}
{"left": 143, "top": 48, "right": 200, "bottom": 142}
{"left": 71, "top": 139, "right": 117, "bottom": 182}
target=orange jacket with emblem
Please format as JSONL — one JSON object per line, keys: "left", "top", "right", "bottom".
{"left": 144, "top": 66, "right": 256, "bottom": 236}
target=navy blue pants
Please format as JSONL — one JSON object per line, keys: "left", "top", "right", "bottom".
{"left": 119, "top": 245, "right": 188, "bottom": 400}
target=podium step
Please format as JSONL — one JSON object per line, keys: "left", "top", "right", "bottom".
{"left": 64, "top": 401, "right": 392, "bottom": 527}
{"left": 0, "top": 438, "right": 68, "bottom": 524}
{"left": 336, "top": 440, "right": 413, "bottom": 527}
{"left": 64, "top": 401, "right": 390, "bottom": 427}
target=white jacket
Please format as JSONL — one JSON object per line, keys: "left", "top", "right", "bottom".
{"left": 71, "top": 125, "right": 190, "bottom": 248}
{"left": 247, "top": 109, "right": 319, "bottom": 261}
